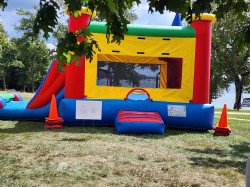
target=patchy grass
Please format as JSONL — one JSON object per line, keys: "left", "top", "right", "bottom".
{"left": 18, "top": 92, "right": 35, "bottom": 101}
{"left": 0, "top": 92, "right": 249, "bottom": 186}
{"left": 215, "top": 114, "right": 250, "bottom": 120}
{"left": 215, "top": 108, "right": 250, "bottom": 113}
{"left": 227, "top": 114, "right": 250, "bottom": 120}
{"left": 215, "top": 110, "right": 250, "bottom": 120}
{"left": 0, "top": 116, "right": 249, "bottom": 186}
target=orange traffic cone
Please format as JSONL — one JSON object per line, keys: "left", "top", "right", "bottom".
{"left": 213, "top": 104, "right": 231, "bottom": 136}
{"left": 44, "top": 95, "right": 63, "bottom": 129}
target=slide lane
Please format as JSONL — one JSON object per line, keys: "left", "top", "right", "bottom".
{"left": 27, "top": 60, "right": 66, "bottom": 109}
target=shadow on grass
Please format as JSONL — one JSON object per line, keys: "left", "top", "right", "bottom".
{"left": 0, "top": 121, "right": 211, "bottom": 139}
{"left": 0, "top": 121, "right": 115, "bottom": 134}
{"left": 188, "top": 142, "right": 250, "bottom": 174}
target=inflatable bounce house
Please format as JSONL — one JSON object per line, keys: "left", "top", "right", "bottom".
{"left": 0, "top": 7, "right": 216, "bottom": 134}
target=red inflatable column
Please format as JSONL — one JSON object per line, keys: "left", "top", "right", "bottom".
{"left": 65, "top": 8, "right": 95, "bottom": 99}
{"left": 191, "top": 14, "right": 216, "bottom": 104}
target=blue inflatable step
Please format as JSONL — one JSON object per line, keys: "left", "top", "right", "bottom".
{"left": 115, "top": 110, "right": 165, "bottom": 134}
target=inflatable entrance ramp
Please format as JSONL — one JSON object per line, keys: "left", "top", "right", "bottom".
{"left": 115, "top": 110, "right": 165, "bottom": 134}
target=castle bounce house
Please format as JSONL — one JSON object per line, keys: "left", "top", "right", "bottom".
{"left": 0, "top": 7, "right": 216, "bottom": 134}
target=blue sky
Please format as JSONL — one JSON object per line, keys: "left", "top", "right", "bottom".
{"left": 0, "top": 0, "right": 241, "bottom": 109}
{"left": 0, "top": 0, "right": 39, "bottom": 38}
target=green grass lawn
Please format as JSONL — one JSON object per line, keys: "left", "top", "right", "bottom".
{"left": 227, "top": 114, "right": 250, "bottom": 120}
{"left": 0, "top": 92, "right": 249, "bottom": 186}
{"left": 215, "top": 108, "right": 250, "bottom": 113}
{"left": 0, "top": 116, "right": 249, "bottom": 186}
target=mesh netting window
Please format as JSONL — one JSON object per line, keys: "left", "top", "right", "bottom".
{"left": 97, "top": 62, "right": 160, "bottom": 88}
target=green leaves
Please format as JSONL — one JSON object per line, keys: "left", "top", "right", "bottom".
{"left": 56, "top": 28, "right": 100, "bottom": 70}
{"left": 212, "top": 0, "right": 249, "bottom": 21}
{"left": 11, "top": 60, "right": 24, "bottom": 68}
{"left": 33, "top": 0, "right": 60, "bottom": 39}
{"left": 0, "top": 22, "right": 7, "bottom": 48}
{"left": 211, "top": 12, "right": 250, "bottom": 99}
{"left": 15, "top": 9, "right": 38, "bottom": 40}
{"left": 64, "top": 0, "right": 82, "bottom": 13}
{"left": 29, "top": 0, "right": 249, "bottom": 69}
{"left": 148, "top": 0, "right": 190, "bottom": 21}
{"left": 0, "top": 0, "right": 7, "bottom": 10}
{"left": 10, "top": 37, "right": 51, "bottom": 92}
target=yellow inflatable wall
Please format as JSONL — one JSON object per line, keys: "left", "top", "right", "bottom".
{"left": 85, "top": 30, "right": 196, "bottom": 102}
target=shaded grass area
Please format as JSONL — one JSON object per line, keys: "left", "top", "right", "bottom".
{"left": 0, "top": 117, "right": 249, "bottom": 187}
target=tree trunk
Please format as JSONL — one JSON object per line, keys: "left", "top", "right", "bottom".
{"left": 2, "top": 70, "right": 6, "bottom": 91}
{"left": 31, "top": 59, "right": 35, "bottom": 93}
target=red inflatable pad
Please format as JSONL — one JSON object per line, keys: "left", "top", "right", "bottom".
{"left": 118, "top": 111, "right": 163, "bottom": 123}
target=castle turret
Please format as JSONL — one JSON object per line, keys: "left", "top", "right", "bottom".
{"left": 65, "top": 7, "right": 96, "bottom": 99}
{"left": 191, "top": 14, "right": 216, "bottom": 104}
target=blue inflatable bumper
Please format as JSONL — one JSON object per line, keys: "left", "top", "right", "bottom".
{"left": 58, "top": 99, "right": 214, "bottom": 130}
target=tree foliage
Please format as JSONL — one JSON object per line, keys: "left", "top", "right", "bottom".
{"left": 14, "top": 8, "right": 38, "bottom": 40}
{"left": 1, "top": 0, "right": 248, "bottom": 68}
{"left": 11, "top": 38, "right": 50, "bottom": 92}
{"left": 93, "top": 7, "right": 138, "bottom": 24}
{"left": 52, "top": 22, "right": 67, "bottom": 42}
{"left": 211, "top": 12, "right": 250, "bottom": 100}
{"left": 0, "top": 21, "right": 6, "bottom": 46}
{"left": 0, "top": 9, "right": 50, "bottom": 92}
{"left": 0, "top": 22, "right": 23, "bottom": 90}
{"left": 14, "top": 9, "right": 50, "bottom": 92}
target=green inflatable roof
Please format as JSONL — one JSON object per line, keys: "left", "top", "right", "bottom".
{"left": 88, "top": 22, "right": 195, "bottom": 38}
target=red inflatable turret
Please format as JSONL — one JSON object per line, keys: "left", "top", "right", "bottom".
{"left": 191, "top": 14, "right": 216, "bottom": 104}
{"left": 65, "top": 7, "right": 96, "bottom": 99}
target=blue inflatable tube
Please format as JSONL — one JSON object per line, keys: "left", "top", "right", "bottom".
{"left": 0, "top": 96, "right": 7, "bottom": 108}
{"left": 0, "top": 89, "right": 64, "bottom": 120}
{"left": 58, "top": 99, "right": 214, "bottom": 130}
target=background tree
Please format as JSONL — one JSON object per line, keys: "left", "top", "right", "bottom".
{"left": 53, "top": 22, "right": 68, "bottom": 42}
{"left": 0, "top": 20, "right": 6, "bottom": 46}
{"left": 93, "top": 8, "right": 138, "bottom": 23}
{"left": 12, "top": 8, "right": 50, "bottom": 92}
{"left": 0, "top": 41, "right": 24, "bottom": 90}
{"left": 11, "top": 38, "right": 50, "bottom": 92}
{"left": 0, "top": 22, "right": 23, "bottom": 90}
{"left": 0, "top": 21, "right": 7, "bottom": 89}
{"left": 211, "top": 12, "right": 250, "bottom": 100}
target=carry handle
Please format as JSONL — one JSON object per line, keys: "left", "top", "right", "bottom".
{"left": 124, "top": 88, "right": 152, "bottom": 101}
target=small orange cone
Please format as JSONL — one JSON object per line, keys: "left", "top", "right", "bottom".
{"left": 44, "top": 95, "right": 63, "bottom": 129}
{"left": 213, "top": 104, "right": 231, "bottom": 136}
